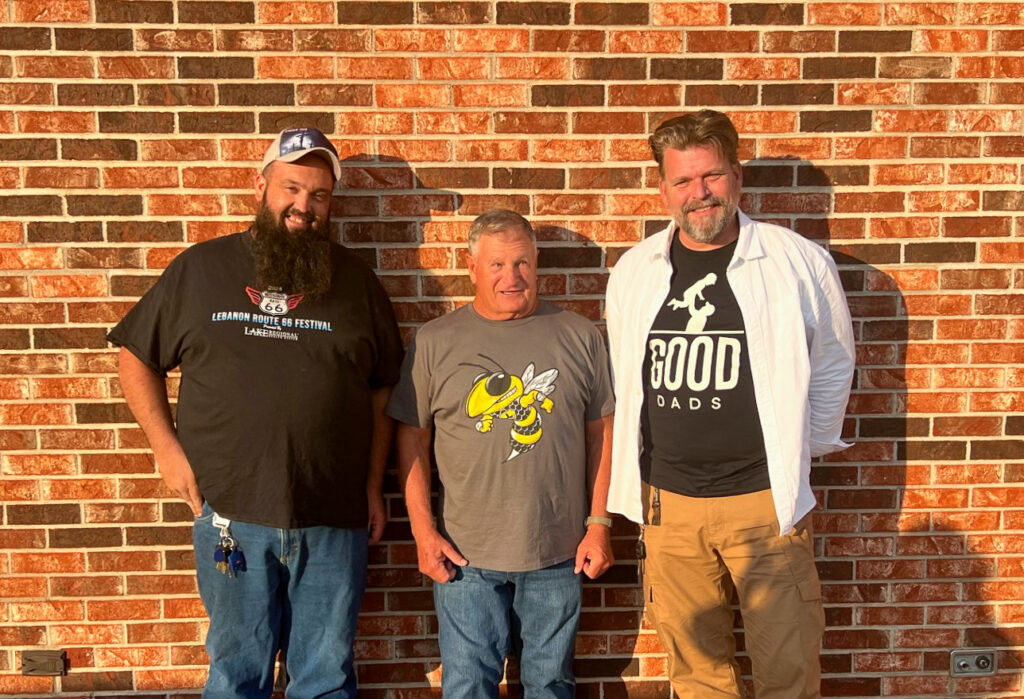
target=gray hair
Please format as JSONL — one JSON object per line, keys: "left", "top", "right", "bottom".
{"left": 467, "top": 209, "right": 535, "bottom": 256}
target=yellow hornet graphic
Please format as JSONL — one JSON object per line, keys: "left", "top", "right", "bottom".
{"left": 461, "top": 355, "right": 559, "bottom": 462}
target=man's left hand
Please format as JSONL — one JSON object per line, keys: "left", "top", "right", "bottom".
{"left": 574, "top": 524, "right": 614, "bottom": 579}
{"left": 367, "top": 490, "right": 387, "bottom": 544}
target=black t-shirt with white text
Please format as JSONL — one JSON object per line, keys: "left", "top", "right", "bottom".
{"left": 108, "top": 232, "right": 403, "bottom": 529}
{"left": 639, "top": 235, "right": 770, "bottom": 497}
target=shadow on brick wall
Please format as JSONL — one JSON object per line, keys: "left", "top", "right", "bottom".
{"left": 755, "top": 158, "right": 1018, "bottom": 698}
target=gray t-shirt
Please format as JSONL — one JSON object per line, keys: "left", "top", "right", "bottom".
{"left": 387, "top": 301, "right": 615, "bottom": 572}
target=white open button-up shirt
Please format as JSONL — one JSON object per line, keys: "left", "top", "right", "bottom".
{"left": 606, "top": 212, "right": 856, "bottom": 534}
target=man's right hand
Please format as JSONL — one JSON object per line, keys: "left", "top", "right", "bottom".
{"left": 414, "top": 528, "right": 468, "bottom": 584}
{"left": 158, "top": 451, "right": 203, "bottom": 517}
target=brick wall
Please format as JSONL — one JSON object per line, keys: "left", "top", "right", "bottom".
{"left": 1, "top": 1, "right": 1022, "bottom": 696}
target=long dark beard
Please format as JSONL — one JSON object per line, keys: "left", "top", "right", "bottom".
{"left": 250, "top": 198, "right": 332, "bottom": 303}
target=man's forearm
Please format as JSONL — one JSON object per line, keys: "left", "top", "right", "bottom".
{"left": 118, "top": 347, "right": 182, "bottom": 458}
{"left": 396, "top": 424, "right": 437, "bottom": 535}
{"left": 585, "top": 414, "right": 614, "bottom": 518}
{"left": 119, "top": 347, "right": 202, "bottom": 513}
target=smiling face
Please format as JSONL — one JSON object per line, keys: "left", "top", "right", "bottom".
{"left": 659, "top": 145, "right": 743, "bottom": 249}
{"left": 254, "top": 156, "right": 334, "bottom": 237}
{"left": 467, "top": 227, "right": 539, "bottom": 321}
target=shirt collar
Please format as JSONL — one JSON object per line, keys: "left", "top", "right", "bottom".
{"left": 651, "top": 210, "right": 766, "bottom": 263}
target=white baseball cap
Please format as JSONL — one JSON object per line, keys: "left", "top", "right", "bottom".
{"left": 261, "top": 127, "right": 341, "bottom": 180}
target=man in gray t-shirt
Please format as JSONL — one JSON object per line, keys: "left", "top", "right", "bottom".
{"left": 387, "top": 209, "right": 615, "bottom": 699}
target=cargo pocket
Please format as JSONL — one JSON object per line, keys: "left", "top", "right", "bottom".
{"left": 781, "top": 525, "right": 821, "bottom": 601}
{"left": 797, "top": 577, "right": 822, "bottom": 602}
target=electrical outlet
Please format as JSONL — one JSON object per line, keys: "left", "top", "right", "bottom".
{"left": 950, "top": 649, "right": 996, "bottom": 677}
{"left": 21, "top": 650, "right": 67, "bottom": 676}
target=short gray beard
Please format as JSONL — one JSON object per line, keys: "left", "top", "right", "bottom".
{"left": 675, "top": 196, "right": 738, "bottom": 244}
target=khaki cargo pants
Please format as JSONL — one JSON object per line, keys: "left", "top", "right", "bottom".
{"left": 641, "top": 485, "right": 824, "bottom": 699}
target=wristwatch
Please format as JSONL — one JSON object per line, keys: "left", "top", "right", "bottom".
{"left": 585, "top": 515, "right": 613, "bottom": 528}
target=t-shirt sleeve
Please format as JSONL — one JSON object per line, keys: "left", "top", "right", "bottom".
{"left": 366, "top": 273, "right": 404, "bottom": 389}
{"left": 106, "top": 257, "right": 188, "bottom": 377}
{"left": 585, "top": 328, "right": 616, "bottom": 421}
{"left": 385, "top": 333, "right": 433, "bottom": 428}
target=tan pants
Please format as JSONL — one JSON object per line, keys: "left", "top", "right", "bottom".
{"left": 641, "top": 485, "right": 824, "bottom": 699}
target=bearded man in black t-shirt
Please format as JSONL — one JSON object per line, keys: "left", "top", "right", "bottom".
{"left": 109, "top": 128, "right": 403, "bottom": 698}
{"left": 606, "top": 110, "right": 856, "bottom": 699}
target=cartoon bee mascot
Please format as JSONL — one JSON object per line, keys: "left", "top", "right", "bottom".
{"left": 462, "top": 355, "right": 559, "bottom": 462}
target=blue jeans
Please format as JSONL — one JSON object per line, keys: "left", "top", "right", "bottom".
{"left": 433, "top": 560, "right": 582, "bottom": 699}
{"left": 193, "top": 502, "right": 368, "bottom": 699}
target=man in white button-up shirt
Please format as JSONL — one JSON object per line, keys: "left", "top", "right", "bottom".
{"left": 606, "top": 110, "right": 855, "bottom": 699}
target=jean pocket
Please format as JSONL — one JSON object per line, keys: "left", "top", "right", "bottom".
{"left": 193, "top": 500, "right": 215, "bottom": 523}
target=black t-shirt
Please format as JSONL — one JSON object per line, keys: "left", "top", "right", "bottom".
{"left": 639, "top": 235, "right": 770, "bottom": 497}
{"left": 108, "top": 232, "right": 403, "bottom": 529}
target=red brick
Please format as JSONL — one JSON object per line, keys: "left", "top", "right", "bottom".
{"left": 376, "top": 139, "right": 451, "bottom": 163}
{"left": 97, "top": 56, "right": 174, "bottom": 79}
{"left": 141, "top": 138, "right": 217, "bottom": 161}
{"left": 418, "top": 56, "right": 488, "bottom": 80}
{"left": 375, "top": 28, "right": 450, "bottom": 52}
{"left": 727, "top": 57, "right": 799, "bottom": 80}
{"left": 377, "top": 84, "right": 451, "bottom": 108}
{"left": 609, "top": 30, "right": 683, "bottom": 53}
{"left": 980, "top": 242, "right": 1024, "bottom": 263}
{"left": 949, "top": 163, "right": 1018, "bottom": 184}
{"left": 88, "top": 551, "right": 161, "bottom": 573}
{"left": 136, "top": 668, "right": 208, "bottom": 689}
{"left": 950, "top": 109, "right": 1023, "bottom": 132}
{"left": 137, "top": 28, "right": 214, "bottom": 51}
{"left": 410, "top": 112, "right": 486, "bottom": 135}
{"left": 532, "top": 29, "right": 605, "bottom": 52}
{"left": 0, "top": 82, "right": 52, "bottom": 105}
{"left": 258, "top": 1, "right": 334, "bottom": 23}
{"left": 652, "top": 2, "right": 726, "bottom": 26}
{"left": 453, "top": 28, "right": 529, "bottom": 52}
{"left": 0, "top": 676, "right": 53, "bottom": 694}
{"left": 838, "top": 81, "right": 911, "bottom": 105}
{"left": 884, "top": 3, "right": 956, "bottom": 24}
{"left": 875, "top": 164, "right": 943, "bottom": 186}
{"left": 103, "top": 166, "right": 179, "bottom": 189}
{"left": 49, "top": 623, "right": 123, "bottom": 646}
{"left": 0, "top": 403, "right": 73, "bottom": 426}
{"left": 18, "top": 110, "right": 94, "bottom": 133}
{"left": 258, "top": 56, "right": 333, "bottom": 79}
{"left": 456, "top": 139, "right": 528, "bottom": 161}
{"left": 147, "top": 194, "right": 222, "bottom": 217}
{"left": 759, "top": 137, "right": 831, "bottom": 160}
{"left": 496, "top": 56, "right": 569, "bottom": 79}
{"left": 908, "top": 191, "right": 979, "bottom": 213}
{"left": 531, "top": 139, "right": 604, "bottom": 162}
{"left": 14, "top": 0, "right": 89, "bottom": 20}
{"left": 961, "top": 2, "right": 1024, "bottom": 24}
{"left": 94, "top": 646, "right": 169, "bottom": 668}
{"left": 809, "top": 3, "right": 881, "bottom": 24}
{"left": 88, "top": 599, "right": 161, "bottom": 621}
{"left": 454, "top": 84, "right": 527, "bottom": 107}
{"left": 16, "top": 55, "right": 93, "bottom": 78}
{"left": 867, "top": 217, "right": 939, "bottom": 239}
{"left": 874, "top": 109, "right": 947, "bottom": 133}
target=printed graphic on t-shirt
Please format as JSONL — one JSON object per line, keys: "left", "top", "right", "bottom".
{"left": 648, "top": 272, "right": 742, "bottom": 412}
{"left": 666, "top": 272, "right": 719, "bottom": 332}
{"left": 245, "top": 287, "right": 303, "bottom": 316}
{"left": 208, "top": 286, "right": 334, "bottom": 342}
{"left": 460, "top": 354, "right": 558, "bottom": 462}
